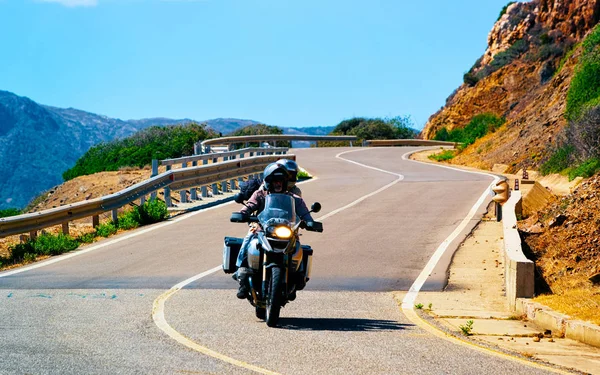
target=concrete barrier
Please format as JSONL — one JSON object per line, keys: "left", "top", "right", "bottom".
{"left": 516, "top": 299, "right": 600, "bottom": 348}
{"left": 502, "top": 190, "right": 535, "bottom": 309}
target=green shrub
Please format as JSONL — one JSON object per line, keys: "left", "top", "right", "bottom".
{"left": 568, "top": 157, "right": 600, "bottom": 180}
{"left": 428, "top": 150, "right": 456, "bottom": 161}
{"left": 433, "top": 127, "right": 450, "bottom": 141}
{"left": 540, "top": 145, "right": 575, "bottom": 175}
{"left": 463, "top": 72, "right": 479, "bottom": 87}
{"left": 566, "top": 25, "right": 600, "bottom": 121}
{"left": 9, "top": 242, "right": 34, "bottom": 261}
{"left": 117, "top": 210, "right": 140, "bottom": 230}
{"left": 497, "top": 1, "right": 516, "bottom": 21}
{"left": 63, "top": 123, "right": 218, "bottom": 181}
{"left": 136, "top": 199, "right": 168, "bottom": 225}
{"left": 0, "top": 208, "right": 21, "bottom": 218}
{"left": 566, "top": 52, "right": 600, "bottom": 120}
{"left": 33, "top": 233, "right": 79, "bottom": 256}
{"left": 229, "top": 124, "right": 290, "bottom": 148}
{"left": 582, "top": 25, "right": 600, "bottom": 55}
{"left": 327, "top": 116, "right": 417, "bottom": 143}
{"left": 433, "top": 114, "right": 504, "bottom": 147}
{"left": 78, "top": 232, "right": 96, "bottom": 244}
{"left": 297, "top": 170, "right": 311, "bottom": 180}
{"left": 23, "top": 253, "right": 37, "bottom": 263}
{"left": 96, "top": 222, "right": 118, "bottom": 237}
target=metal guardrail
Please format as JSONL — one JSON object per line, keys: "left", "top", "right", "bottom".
{"left": 0, "top": 155, "right": 291, "bottom": 238}
{"left": 160, "top": 147, "right": 289, "bottom": 167}
{"left": 365, "top": 139, "right": 458, "bottom": 147}
{"left": 198, "top": 134, "right": 358, "bottom": 152}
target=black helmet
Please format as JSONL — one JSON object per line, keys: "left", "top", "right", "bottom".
{"left": 277, "top": 159, "right": 298, "bottom": 182}
{"left": 263, "top": 163, "right": 290, "bottom": 193}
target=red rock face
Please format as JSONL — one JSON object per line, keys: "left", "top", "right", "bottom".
{"left": 537, "top": 0, "right": 600, "bottom": 39}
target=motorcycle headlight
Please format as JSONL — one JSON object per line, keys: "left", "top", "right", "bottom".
{"left": 274, "top": 226, "right": 292, "bottom": 239}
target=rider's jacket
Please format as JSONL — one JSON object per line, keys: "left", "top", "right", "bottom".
{"left": 240, "top": 189, "right": 313, "bottom": 222}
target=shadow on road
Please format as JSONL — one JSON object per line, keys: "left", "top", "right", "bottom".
{"left": 277, "top": 317, "right": 413, "bottom": 331}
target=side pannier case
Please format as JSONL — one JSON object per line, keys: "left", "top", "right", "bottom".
{"left": 300, "top": 244, "right": 313, "bottom": 284}
{"left": 223, "top": 237, "right": 243, "bottom": 274}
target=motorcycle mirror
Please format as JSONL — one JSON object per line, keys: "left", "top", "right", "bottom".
{"left": 234, "top": 193, "right": 245, "bottom": 204}
{"left": 310, "top": 202, "right": 321, "bottom": 213}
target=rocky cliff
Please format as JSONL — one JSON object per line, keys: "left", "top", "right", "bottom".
{"left": 422, "top": 0, "right": 600, "bottom": 172}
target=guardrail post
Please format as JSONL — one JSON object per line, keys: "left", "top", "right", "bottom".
{"left": 92, "top": 215, "right": 99, "bottom": 228}
{"left": 350, "top": 141, "right": 353, "bottom": 147}
{"left": 164, "top": 165, "right": 172, "bottom": 207}
{"left": 151, "top": 159, "right": 158, "bottom": 200}
{"left": 230, "top": 179, "right": 237, "bottom": 190}
{"left": 238, "top": 177, "right": 244, "bottom": 186}
{"left": 30, "top": 231, "right": 37, "bottom": 240}
{"left": 62, "top": 222, "right": 69, "bottom": 235}
{"left": 190, "top": 160, "right": 198, "bottom": 201}
{"left": 199, "top": 162, "right": 209, "bottom": 198}
{"left": 221, "top": 180, "right": 228, "bottom": 193}
{"left": 140, "top": 195, "right": 146, "bottom": 205}
{"left": 212, "top": 183, "right": 219, "bottom": 196}
{"left": 112, "top": 209, "right": 118, "bottom": 223}
{"left": 179, "top": 162, "right": 188, "bottom": 203}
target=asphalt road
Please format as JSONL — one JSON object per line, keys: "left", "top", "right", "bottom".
{"left": 0, "top": 147, "right": 556, "bottom": 374}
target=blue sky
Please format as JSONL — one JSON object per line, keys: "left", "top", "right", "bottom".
{"left": 0, "top": 0, "right": 522, "bottom": 130}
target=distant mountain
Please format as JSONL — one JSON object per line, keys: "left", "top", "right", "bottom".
{"left": 283, "top": 126, "right": 336, "bottom": 148}
{"left": 0, "top": 91, "right": 265, "bottom": 210}
{"left": 0, "top": 90, "right": 333, "bottom": 209}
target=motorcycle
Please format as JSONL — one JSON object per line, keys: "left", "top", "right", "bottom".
{"left": 223, "top": 193, "right": 323, "bottom": 327}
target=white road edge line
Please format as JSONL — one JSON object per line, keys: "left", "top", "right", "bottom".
{"left": 400, "top": 148, "right": 499, "bottom": 308}
{"left": 0, "top": 201, "right": 236, "bottom": 278}
{"left": 151, "top": 148, "right": 405, "bottom": 374}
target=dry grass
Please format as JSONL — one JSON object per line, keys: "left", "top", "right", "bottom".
{"left": 534, "top": 286, "right": 600, "bottom": 325}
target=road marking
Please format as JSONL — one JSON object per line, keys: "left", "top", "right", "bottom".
{"left": 152, "top": 266, "right": 282, "bottom": 375}
{"left": 399, "top": 148, "right": 568, "bottom": 373}
{"left": 0, "top": 201, "right": 236, "bottom": 278}
{"left": 152, "top": 148, "right": 406, "bottom": 374}
{"left": 399, "top": 148, "right": 500, "bottom": 308}
{"left": 402, "top": 307, "right": 571, "bottom": 374}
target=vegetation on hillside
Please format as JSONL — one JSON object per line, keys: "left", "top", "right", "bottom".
{"left": 228, "top": 124, "right": 290, "bottom": 148}
{"left": 63, "top": 123, "right": 217, "bottom": 181}
{"left": 0, "top": 200, "right": 169, "bottom": 269}
{"left": 0, "top": 208, "right": 21, "bottom": 218}
{"left": 433, "top": 113, "right": 505, "bottom": 147}
{"left": 541, "top": 25, "right": 600, "bottom": 180}
{"left": 464, "top": 10, "right": 575, "bottom": 87}
{"left": 321, "top": 116, "right": 416, "bottom": 146}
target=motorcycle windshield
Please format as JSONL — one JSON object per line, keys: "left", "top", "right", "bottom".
{"left": 258, "top": 194, "right": 296, "bottom": 226}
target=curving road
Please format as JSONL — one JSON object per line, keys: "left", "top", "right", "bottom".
{"left": 0, "top": 147, "right": 556, "bottom": 374}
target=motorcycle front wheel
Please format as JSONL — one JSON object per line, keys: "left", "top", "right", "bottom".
{"left": 255, "top": 306, "right": 266, "bottom": 320}
{"left": 266, "top": 266, "right": 283, "bottom": 327}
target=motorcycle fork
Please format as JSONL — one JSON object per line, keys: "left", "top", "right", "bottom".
{"left": 262, "top": 252, "right": 287, "bottom": 300}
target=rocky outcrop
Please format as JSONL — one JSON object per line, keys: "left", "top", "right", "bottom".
{"left": 537, "top": 0, "right": 600, "bottom": 39}
{"left": 422, "top": 0, "right": 600, "bottom": 173}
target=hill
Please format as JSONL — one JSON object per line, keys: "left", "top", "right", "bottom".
{"left": 421, "top": 0, "right": 600, "bottom": 315}
{"left": 0, "top": 91, "right": 284, "bottom": 210}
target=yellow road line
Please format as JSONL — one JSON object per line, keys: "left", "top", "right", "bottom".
{"left": 152, "top": 268, "right": 282, "bottom": 375}
{"left": 400, "top": 304, "right": 573, "bottom": 374}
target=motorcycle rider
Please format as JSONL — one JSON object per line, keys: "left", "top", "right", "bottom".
{"left": 276, "top": 159, "right": 302, "bottom": 197}
{"left": 234, "top": 163, "right": 314, "bottom": 299}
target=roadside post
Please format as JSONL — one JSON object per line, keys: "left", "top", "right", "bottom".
{"left": 492, "top": 180, "right": 510, "bottom": 221}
